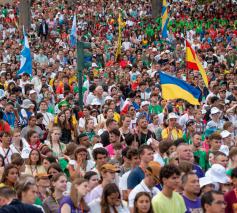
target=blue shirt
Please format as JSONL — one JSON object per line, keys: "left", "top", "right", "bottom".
{"left": 127, "top": 166, "right": 145, "bottom": 190}
{"left": 59, "top": 196, "right": 88, "bottom": 213}
{"left": 183, "top": 195, "right": 202, "bottom": 213}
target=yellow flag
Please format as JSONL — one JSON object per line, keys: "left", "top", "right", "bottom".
{"left": 115, "top": 13, "right": 122, "bottom": 60}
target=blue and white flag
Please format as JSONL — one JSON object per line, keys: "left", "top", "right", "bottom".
{"left": 17, "top": 27, "right": 32, "bottom": 76}
{"left": 70, "top": 14, "right": 77, "bottom": 47}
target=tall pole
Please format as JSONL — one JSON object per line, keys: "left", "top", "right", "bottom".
{"left": 152, "top": 0, "right": 162, "bottom": 19}
{"left": 77, "top": 41, "right": 84, "bottom": 109}
{"left": 19, "top": 0, "right": 31, "bottom": 31}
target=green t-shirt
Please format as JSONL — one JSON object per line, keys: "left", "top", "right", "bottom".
{"left": 152, "top": 191, "right": 186, "bottom": 213}
{"left": 59, "top": 158, "right": 70, "bottom": 179}
{"left": 182, "top": 133, "right": 192, "bottom": 145}
{"left": 149, "top": 105, "right": 163, "bottom": 114}
{"left": 194, "top": 150, "right": 208, "bottom": 171}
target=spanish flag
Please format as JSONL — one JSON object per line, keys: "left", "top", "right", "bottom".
{"left": 186, "top": 40, "right": 208, "bottom": 88}
{"left": 160, "top": 72, "right": 201, "bottom": 105}
{"left": 161, "top": 0, "right": 168, "bottom": 38}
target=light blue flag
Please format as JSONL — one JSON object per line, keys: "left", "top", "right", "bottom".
{"left": 70, "top": 14, "right": 77, "bottom": 47}
{"left": 161, "top": 0, "right": 169, "bottom": 39}
{"left": 17, "top": 27, "right": 32, "bottom": 76}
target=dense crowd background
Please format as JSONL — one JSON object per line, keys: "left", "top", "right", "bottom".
{"left": 0, "top": 0, "right": 237, "bottom": 212}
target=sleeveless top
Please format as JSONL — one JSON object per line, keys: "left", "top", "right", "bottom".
{"left": 59, "top": 196, "right": 88, "bottom": 213}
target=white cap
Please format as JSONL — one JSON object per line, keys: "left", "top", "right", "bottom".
{"left": 219, "top": 145, "right": 229, "bottom": 156}
{"left": 199, "top": 176, "right": 213, "bottom": 188}
{"left": 206, "top": 164, "right": 229, "bottom": 184}
{"left": 211, "top": 107, "right": 221, "bottom": 115}
{"left": 105, "top": 96, "right": 114, "bottom": 102}
{"left": 168, "top": 112, "right": 178, "bottom": 120}
{"left": 141, "top": 101, "right": 150, "bottom": 107}
{"left": 152, "top": 48, "right": 157, "bottom": 52}
{"left": 93, "top": 143, "right": 103, "bottom": 150}
{"left": 29, "top": 90, "right": 37, "bottom": 95}
{"left": 221, "top": 130, "right": 231, "bottom": 139}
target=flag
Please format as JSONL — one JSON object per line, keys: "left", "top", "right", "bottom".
{"left": 186, "top": 40, "right": 208, "bottom": 87}
{"left": 115, "top": 13, "right": 122, "bottom": 60}
{"left": 161, "top": 0, "right": 168, "bottom": 39}
{"left": 70, "top": 14, "right": 77, "bottom": 47}
{"left": 121, "top": 98, "right": 132, "bottom": 115}
{"left": 17, "top": 27, "right": 32, "bottom": 76}
{"left": 160, "top": 72, "right": 201, "bottom": 105}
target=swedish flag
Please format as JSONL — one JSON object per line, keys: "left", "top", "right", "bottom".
{"left": 161, "top": 0, "right": 168, "bottom": 39}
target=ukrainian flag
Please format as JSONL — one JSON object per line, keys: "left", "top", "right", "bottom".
{"left": 160, "top": 72, "right": 201, "bottom": 105}
{"left": 161, "top": 0, "right": 168, "bottom": 38}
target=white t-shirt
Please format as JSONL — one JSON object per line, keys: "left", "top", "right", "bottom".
{"left": 128, "top": 180, "right": 160, "bottom": 208}
{"left": 0, "top": 146, "right": 18, "bottom": 165}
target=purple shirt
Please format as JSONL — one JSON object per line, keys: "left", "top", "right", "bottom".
{"left": 182, "top": 195, "right": 202, "bottom": 213}
{"left": 59, "top": 196, "right": 88, "bottom": 213}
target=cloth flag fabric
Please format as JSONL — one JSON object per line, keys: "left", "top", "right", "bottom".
{"left": 160, "top": 72, "right": 201, "bottom": 105}
{"left": 17, "top": 27, "right": 32, "bottom": 76}
{"left": 161, "top": 0, "right": 168, "bottom": 38}
{"left": 70, "top": 14, "right": 77, "bottom": 47}
{"left": 186, "top": 40, "right": 209, "bottom": 88}
{"left": 115, "top": 13, "right": 122, "bottom": 60}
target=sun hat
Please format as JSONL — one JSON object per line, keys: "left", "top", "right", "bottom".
{"left": 100, "top": 163, "right": 120, "bottom": 173}
{"left": 206, "top": 164, "right": 229, "bottom": 184}
{"left": 168, "top": 112, "right": 179, "bottom": 120}
{"left": 220, "top": 130, "right": 231, "bottom": 139}
{"left": 21, "top": 99, "right": 35, "bottom": 109}
{"left": 210, "top": 107, "right": 221, "bottom": 115}
{"left": 146, "top": 161, "right": 161, "bottom": 183}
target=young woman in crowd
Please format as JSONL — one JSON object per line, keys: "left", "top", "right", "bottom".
{"left": 45, "top": 126, "right": 66, "bottom": 158}
{"left": 25, "top": 130, "right": 41, "bottom": 151}
{"left": 89, "top": 183, "right": 129, "bottom": 213}
{"left": 85, "top": 118, "right": 97, "bottom": 142}
{"left": 133, "top": 192, "right": 154, "bottom": 213}
{"left": 47, "top": 163, "right": 63, "bottom": 178}
{"left": 59, "top": 178, "right": 89, "bottom": 213}
{"left": 10, "top": 128, "right": 27, "bottom": 155}
{"left": 55, "top": 111, "right": 72, "bottom": 144}
{"left": 24, "top": 149, "right": 46, "bottom": 176}
{"left": 0, "top": 164, "right": 19, "bottom": 188}
{"left": 119, "top": 115, "right": 132, "bottom": 141}
{"left": 84, "top": 171, "right": 99, "bottom": 203}
{"left": 43, "top": 173, "right": 67, "bottom": 213}
{"left": 68, "top": 146, "right": 95, "bottom": 179}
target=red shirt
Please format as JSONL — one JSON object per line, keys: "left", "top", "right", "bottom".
{"left": 0, "top": 121, "right": 11, "bottom": 133}
{"left": 225, "top": 189, "right": 237, "bottom": 213}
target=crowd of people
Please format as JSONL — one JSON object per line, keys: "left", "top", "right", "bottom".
{"left": 0, "top": 0, "right": 237, "bottom": 212}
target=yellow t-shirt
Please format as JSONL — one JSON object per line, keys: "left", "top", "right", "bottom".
{"left": 152, "top": 191, "right": 186, "bottom": 213}
{"left": 161, "top": 128, "right": 183, "bottom": 140}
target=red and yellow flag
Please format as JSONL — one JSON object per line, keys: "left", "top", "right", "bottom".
{"left": 186, "top": 40, "right": 208, "bottom": 88}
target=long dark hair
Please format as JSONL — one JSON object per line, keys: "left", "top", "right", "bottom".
{"left": 100, "top": 183, "right": 121, "bottom": 213}
{"left": 134, "top": 192, "right": 154, "bottom": 213}
{"left": 1, "top": 164, "right": 19, "bottom": 185}
{"left": 28, "top": 149, "right": 42, "bottom": 166}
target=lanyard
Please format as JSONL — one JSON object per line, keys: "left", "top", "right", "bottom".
{"left": 2, "top": 147, "right": 11, "bottom": 164}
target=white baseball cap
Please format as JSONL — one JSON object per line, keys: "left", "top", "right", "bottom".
{"left": 168, "top": 112, "right": 179, "bottom": 120}
{"left": 220, "top": 130, "right": 231, "bottom": 139}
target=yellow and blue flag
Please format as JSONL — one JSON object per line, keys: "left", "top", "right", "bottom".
{"left": 161, "top": 0, "right": 168, "bottom": 39}
{"left": 160, "top": 72, "right": 201, "bottom": 105}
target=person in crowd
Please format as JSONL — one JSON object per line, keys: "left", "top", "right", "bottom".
{"left": 45, "top": 126, "right": 66, "bottom": 158}
{"left": 0, "top": 164, "right": 19, "bottom": 188}
{"left": 84, "top": 171, "right": 99, "bottom": 203}
{"left": 91, "top": 147, "right": 108, "bottom": 175}
{"left": 43, "top": 173, "right": 67, "bottom": 213}
{"left": 59, "top": 178, "right": 89, "bottom": 213}
{"left": 129, "top": 161, "right": 161, "bottom": 211}
{"left": 86, "top": 163, "right": 120, "bottom": 203}
{"left": 88, "top": 183, "right": 129, "bottom": 213}
{"left": 127, "top": 144, "right": 154, "bottom": 190}
{"left": 24, "top": 149, "right": 46, "bottom": 176}
{"left": 201, "top": 191, "right": 226, "bottom": 213}
{"left": 152, "top": 164, "right": 186, "bottom": 213}
{"left": 68, "top": 146, "right": 95, "bottom": 179}
{"left": 182, "top": 172, "right": 202, "bottom": 212}
{"left": 0, "top": 186, "right": 43, "bottom": 213}
{"left": 133, "top": 192, "right": 154, "bottom": 213}
{"left": 0, "top": 131, "right": 18, "bottom": 164}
